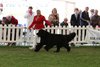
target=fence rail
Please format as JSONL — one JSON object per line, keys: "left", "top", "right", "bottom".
{"left": 0, "top": 25, "right": 100, "bottom": 46}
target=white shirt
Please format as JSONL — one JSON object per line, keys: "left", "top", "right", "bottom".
{"left": 24, "top": 11, "right": 34, "bottom": 27}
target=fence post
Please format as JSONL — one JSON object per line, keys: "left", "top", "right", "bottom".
{"left": 62, "top": 26, "right": 66, "bottom": 35}
{"left": 7, "top": 24, "right": 11, "bottom": 42}
{"left": 3, "top": 25, "right": 7, "bottom": 42}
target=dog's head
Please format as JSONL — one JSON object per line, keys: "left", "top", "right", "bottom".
{"left": 37, "top": 29, "right": 49, "bottom": 37}
{"left": 66, "top": 32, "right": 76, "bottom": 42}
{"left": 70, "top": 32, "right": 76, "bottom": 38}
{"left": 68, "top": 32, "right": 76, "bottom": 39}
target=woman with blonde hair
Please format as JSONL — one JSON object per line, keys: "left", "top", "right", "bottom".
{"left": 48, "top": 8, "right": 59, "bottom": 26}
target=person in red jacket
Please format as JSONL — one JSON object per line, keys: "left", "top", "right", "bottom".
{"left": 2, "top": 15, "right": 18, "bottom": 26}
{"left": 6, "top": 15, "right": 18, "bottom": 26}
{"left": 29, "top": 10, "right": 51, "bottom": 29}
{"left": 28, "top": 9, "right": 51, "bottom": 50}
{"left": 2, "top": 15, "right": 18, "bottom": 46}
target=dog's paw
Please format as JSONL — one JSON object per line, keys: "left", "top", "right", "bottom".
{"left": 34, "top": 49, "right": 39, "bottom": 52}
{"left": 67, "top": 47, "right": 71, "bottom": 52}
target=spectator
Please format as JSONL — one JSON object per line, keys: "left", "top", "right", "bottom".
{"left": 2, "top": 15, "right": 18, "bottom": 26}
{"left": 79, "top": 10, "right": 82, "bottom": 25}
{"left": 90, "top": 9, "right": 94, "bottom": 19}
{"left": 70, "top": 8, "right": 80, "bottom": 27}
{"left": 80, "top": 7, "right": 90, "bottom": 26}
{"left": 48, "top": 8, "right": 59, "bottom": 26}
{"left": 60, "top": 18, "right": 68, "bottom": 34}
{"left": 2, "top": 17, "right": 10, "bottom": 25}
{"left": 60, "top": 18, "right": 68, "bottom": 27}
{"left": 28, "top": 9, "right": 51, "bottom": 49}
{"left": 24, "top": 6, "right": 34, "bottom": 44}
{"left": 6, "top": 15, "right": 18, "bottom": 26}
{"left": 91, "top": 10, "right": 100, "bottom": 28}
{"left": 24, "top": 6, "right": 34, "bottom": 27}
{"left": 2, "top": 15, "right": 18, "bottom": 46}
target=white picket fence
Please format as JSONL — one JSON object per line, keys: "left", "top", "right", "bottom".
{"left": 0, "top": 24, "right": 100, "bottom": 46}
{"left": 0, "top": 25, "right": 24, "bottom": 46}
{"left": 44, "top": 26, "right": 87, "bottom": 44}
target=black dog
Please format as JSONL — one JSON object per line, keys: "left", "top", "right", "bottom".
{"left": 34, "top": 29, "right": 76, "bottom": 52}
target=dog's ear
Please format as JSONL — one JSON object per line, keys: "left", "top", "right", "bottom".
{"left": 36, "top": 29, "right": 45, "bottom": 36}
{"left": 37, "top": 29, "right": 50, "bottom": 37}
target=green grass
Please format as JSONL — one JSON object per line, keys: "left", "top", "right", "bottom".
{"left": 0, "top": 46, "right": 100, "bottom": 67}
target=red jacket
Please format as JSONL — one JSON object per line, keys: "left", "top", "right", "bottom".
{"left": 11, "top": 16, "right": 18, "bottom": 26}
{"left": 29, "top": 15, "right": 51, "bottom": 29}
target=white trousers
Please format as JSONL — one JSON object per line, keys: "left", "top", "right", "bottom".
{"left": 30, "top": 30, "right": 40, "bottom": 48}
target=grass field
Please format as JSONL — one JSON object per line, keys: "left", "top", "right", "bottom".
{"left": 0, "top": 46, "right": 100, "bottom": 67}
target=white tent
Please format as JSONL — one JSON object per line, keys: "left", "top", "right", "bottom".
{"left": 0, "top": 0, "right": 100, "bottom": 25}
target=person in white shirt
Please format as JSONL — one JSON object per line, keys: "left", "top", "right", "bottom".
{"left": 24, "top": 6, "right": 34, "bottom": 27}
{"left": 24, "top": 6, "right": 34, "bottom": 47}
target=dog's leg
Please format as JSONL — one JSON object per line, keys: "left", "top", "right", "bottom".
{"left": 54, "top": 45, "right": 60, "bottom": 52}
{"left": 44, "top": 46, "right": 49, "bottom": 51}
{"left": 67, "top": 46, "right": 71, "bottom": 52}
{"left": 64, "top": 44, "right": 71, "bottom": 52}
{"left": 44, "top": 45, "right": 53, "bottom": 51}
{"left": 34, "top": 43, "right": 43, "bottom": 52}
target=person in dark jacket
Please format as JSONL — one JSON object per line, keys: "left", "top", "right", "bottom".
{"left": 80, "top": 7, "right": 90, "bottom": 27}
{"left": 60, "top": 18, "right": 68, "bottom": 27}
{"left": 70, "top": 8, "right": 80, "bottom": 27}
{"left": 91, "top": 10, "right": 100, "bottom": 28}
{"left": 60, "top": 18, "right": 68, "bottom": 34}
